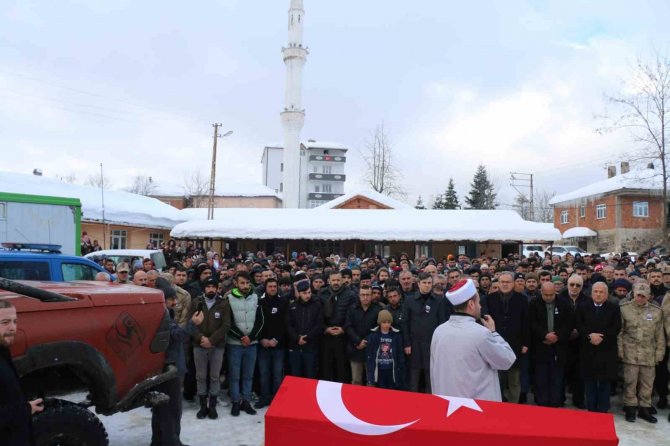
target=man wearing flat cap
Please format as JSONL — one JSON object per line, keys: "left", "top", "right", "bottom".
{"left": 430, "top": 279, "right": 516, "bottom": 401}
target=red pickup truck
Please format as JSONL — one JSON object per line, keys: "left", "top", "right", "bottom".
{"left": 0, "top": 278, "right": 175, "bottom": 446}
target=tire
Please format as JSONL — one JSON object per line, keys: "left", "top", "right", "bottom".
{"left": 33, "top": 398, "right": 109, "bottom": 446}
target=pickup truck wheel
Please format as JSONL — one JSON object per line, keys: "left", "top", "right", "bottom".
{"left": 33, "top": 398, "right": 109, "bottom": 446}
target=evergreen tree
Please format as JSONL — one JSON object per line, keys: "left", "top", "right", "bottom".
{"left": 443, "top": 178, "right": 460, "bottom": 209}
{"left": 465, "top": 164, "right": 497, "bottom": 209}
{"left": 415, "top": 195, "right": 426, "bottom": 209}
{"left": 432, "top": 193, "right": 445, "bottom": 209}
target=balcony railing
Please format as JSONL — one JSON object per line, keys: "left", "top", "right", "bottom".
{"left": 308, "top": 173, "right": 346, "bottom": 181}
{"left": 309, "top": 155, "right": 346, "bottom": 162}
{"left": 308, "top": 193, "right": 343, "bottom": 201}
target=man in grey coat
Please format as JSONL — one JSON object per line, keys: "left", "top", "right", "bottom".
{"left": 431, "top": 279, "right": 516, "bottom": 401}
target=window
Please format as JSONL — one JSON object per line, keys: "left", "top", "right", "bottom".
{"left": 0, "top": 261, "right": 50, "bottom": 280}
{"left": 596, "top": 204, "right": 606, "bottom": 220}
{"left": 0, "top": 202, "right": 6, "bottom": 219}
{"left": 322, "top": 165, "right": 332, "bottom": 174}
{"left": 280, "top": 163, "right": 284, "bottom": 172}
{"left": 580, "top": 199, "right": 586, "bottom": 218}
{"left": 280, "top": 183, "right": 283, "bottom": 192}
{"left": 110, "top": 230, "right": 127, "bottom": 249}
{"left": 314, "top": 185, "right": 320, "bottom": 193}
{"left": 149, "top": 232, "right": 164, "bottom": 248}
{"left": 322, "top": 184, "right": 332, "bottom": 193}
{"left": 374, "top": 244, "right": 391, "bottom": 257}
{"left": 309, "top": 200, "right": 327, "bottom": 208}
{"left": 313, "top": 166, "right": 318, "bottom": 173}
{"left": 61, "top": 263, "right": 97, "bottom": 281}
{"left": 633, "top": 201, "right": 649, "bottom": 217}
{"left": 324, "top": 150, "right": 330, "bottom": 155}
{"left": 560, "top": 210, "right": 569, "bottom": 224}
{"left": 415, "top": 244, "right": 431, "bottom": 259}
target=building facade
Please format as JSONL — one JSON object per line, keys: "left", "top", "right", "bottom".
{"left": 551, "top": 164, "right": 667, "bottom": 253}
{"left": 261, "top": 141, "right": 347, "bottom": 208}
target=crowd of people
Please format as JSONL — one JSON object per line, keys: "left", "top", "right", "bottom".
{"left": 87, "top": 243, "right": 670, "bottom": 444}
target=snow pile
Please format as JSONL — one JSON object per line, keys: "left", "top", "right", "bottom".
{"left": 152, "top": 180, "right": 280, "bottom": 198}
{"left": 0, "top": 171, "right": 185, "bottom": 229}
{"left": 171, "top": 208, "right": 561, "bottom": 242}
{"left": 316, "top": 189, "right": 412, "bottom": 210}
{"left": 550, "top": 169, "right": 664, "bottom": 205}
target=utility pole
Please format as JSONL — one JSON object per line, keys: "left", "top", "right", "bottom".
{"left": 510, "top": 172, "right": 534, "bottom": 221}
{"left": 100, "top": 163, "right": 106, "bottom": 249}
{"left": 207, "top": 125, "right": 233, "bottom": 220}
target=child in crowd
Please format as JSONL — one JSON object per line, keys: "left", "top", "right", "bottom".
{"left": 366, "top": 310, "right": 403, "bottom": 389}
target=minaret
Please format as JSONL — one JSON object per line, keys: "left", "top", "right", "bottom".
{"left": 280, "top": 0, "right": 308, "bottom": 208}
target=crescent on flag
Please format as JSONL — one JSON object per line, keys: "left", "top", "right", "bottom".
{"left": 315, "top": 380, "right": 419, "bottom": 436}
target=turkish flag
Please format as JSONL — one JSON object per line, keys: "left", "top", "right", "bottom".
{"left": 266, "top": 377, "right": 618, "bottom": 446}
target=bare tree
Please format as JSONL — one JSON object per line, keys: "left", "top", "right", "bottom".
{"left": 182, "top": 170, "right": 210, "bottom": 207}
{"left": 125, "top": 175, "right": 156, "bottom": 196}
{"left": 597, "top": 52, "right": 670, "bottom": 238}
{"left": 57, "top": 173, "right": 77, "bottom": 184}
{"left": 360, "top": 123, "right": 406, "bottom": 199}
{"left": 84, "top": 172, "right": 113, "bottom": 189}
{"left": 533, "top": 189, "right": 556, "bottom": 223}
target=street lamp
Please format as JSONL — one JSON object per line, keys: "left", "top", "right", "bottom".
{"left": 207, "top": 127, "right": 233, "bottom": 220}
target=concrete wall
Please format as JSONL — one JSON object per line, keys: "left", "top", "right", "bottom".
{"left": 81, "top": 223, "right": 171, "bottom": 250}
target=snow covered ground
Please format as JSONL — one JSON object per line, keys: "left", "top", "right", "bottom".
{"left": 99, "top": 392, "right": 669, "bottom": 446}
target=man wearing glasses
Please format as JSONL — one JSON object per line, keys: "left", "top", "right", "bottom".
{"left": 576, "top": 282, "right": 621, "bottom": 413}
{"left": 485, "top": 271, "right": 529, "bottom": 403}
{"left": 560, "top": 274, "right": 589, "bottom": 409}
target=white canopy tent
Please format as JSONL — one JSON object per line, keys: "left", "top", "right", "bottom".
{"left": 562, "top": 227, "right": 598, "bottom": 238}
{"left": 172, "top": 208, "right": 561, "bottom": 242}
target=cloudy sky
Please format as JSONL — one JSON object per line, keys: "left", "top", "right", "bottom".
{"left": 2, "top": 0, "right": 669, "bottom": 208}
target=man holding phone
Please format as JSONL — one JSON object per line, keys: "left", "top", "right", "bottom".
{"left": 0, "top": 300, "right": 44, "bottom": 445}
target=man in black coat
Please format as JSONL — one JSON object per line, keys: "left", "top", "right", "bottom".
{"left": 576, "top": 282, "right": 622, "bottom": 413}
{"left": 344, "top": 285, "right": 384, "bottom": 385}
{"left": 286, "top": 282, "right": 323, "bottom": 379}
{"left": 485, "top": 271, "right": 530, "bottom": 403}
{"left": 255, "top": 278, "right": 289, "bottom": 409}
{"left": 0, "top": 301, "right": 43, "bottom": 446}
{"left": 558, "top": 274, "right": 590, "bottom": 408}
{"left": 401, "top": 272, "right": 447, "bottom": 393}
{"left": 529, "top": 282, "right": 573, "bottom": 407}
{"left": 319, "top": 271, "right": 356, "bottom": 383}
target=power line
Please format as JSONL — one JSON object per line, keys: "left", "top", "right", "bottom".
{"left": 0, "top": 93, "right": 171, "bottom": 126}
{"left": 0, "top": 69, "right": 201, "bottom": 124}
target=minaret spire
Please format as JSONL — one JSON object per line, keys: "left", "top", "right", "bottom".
{"left": 280, "top": 0, "right": 308, "bottom": 208}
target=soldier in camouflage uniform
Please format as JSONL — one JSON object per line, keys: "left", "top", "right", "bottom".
{"left": 619, "top": 282, "right": 666, "bottom": 423}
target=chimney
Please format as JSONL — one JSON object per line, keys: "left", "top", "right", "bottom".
{"left": 607, "top": 165, "right": 616, "bottom": 178}
{"left": 620, "top": 161, "right": 630, "bottom": 174}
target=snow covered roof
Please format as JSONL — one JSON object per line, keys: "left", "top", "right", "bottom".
{"left": 550, "top": 169, "right": 664, "bottom": 205}
{"left": 0, "top": 171, "right": 185, "bottom": 229}
{"left": 562, "top": 227, "right": 598, "bottom": 238}
{"left": 171, "top": 208, "right": 560, "bottom": 242}
{"left": 152, "top": 181, "right": 280, "bottom": 198}
{"left": 315, "top": 189, "right": 412, "bottom": 210}
{"left": 263, "top": 141, "right": 349, "bottom": 151}
{"left": 301, "top": 141, "right": 348, "bottom": 151}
